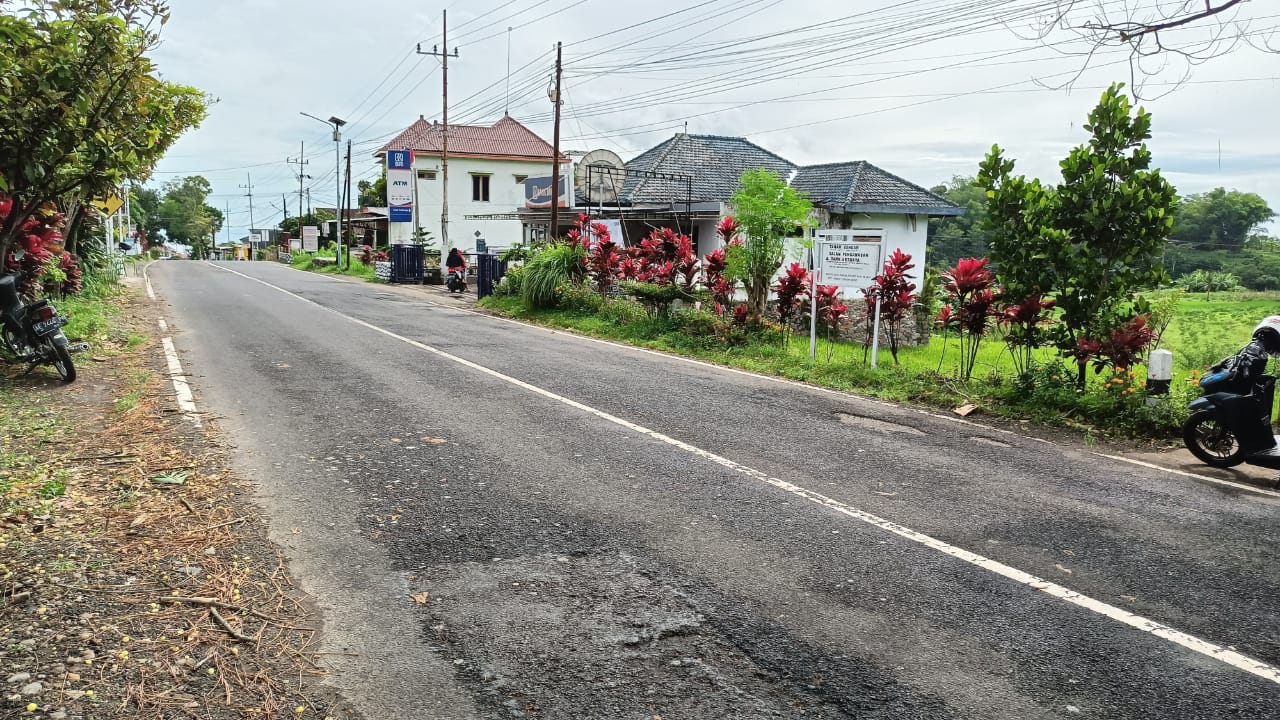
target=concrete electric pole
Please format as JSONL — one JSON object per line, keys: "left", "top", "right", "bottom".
{"left": 418, "top": 11, "right": 459, "bottom": 254}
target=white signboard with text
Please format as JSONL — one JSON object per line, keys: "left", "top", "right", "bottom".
{"left": 815, "top": 229, "right": 885, "bottom": 292}
{"left": 302, "top": 225, "right": 320, "bottom": 253}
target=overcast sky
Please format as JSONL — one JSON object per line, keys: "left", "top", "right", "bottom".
{"left": 147, "top": 0, "right": 1280, "bottom": 242}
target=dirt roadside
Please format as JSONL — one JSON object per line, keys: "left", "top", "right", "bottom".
{"left": 1, "top": 283, "right": 358, "bottom": 720}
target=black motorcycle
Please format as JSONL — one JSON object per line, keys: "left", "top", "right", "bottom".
{"left": 0, "top": 274, "right": 78, "bottom": 383}
{"left": 1182, "top": 354, "right": 1280, "bottom": 470}
{"left": 446, "top": 267, "right": 468, "bottom": 294}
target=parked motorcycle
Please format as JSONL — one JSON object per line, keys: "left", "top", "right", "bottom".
{"left": 446, "top": 267, "right": 468, "bottom": 294}
{"left": 1182, "top": 316, "right": 1280, "bottom": 469}
{"left": 0, "top": 274, "right": 79, "bottom": 383}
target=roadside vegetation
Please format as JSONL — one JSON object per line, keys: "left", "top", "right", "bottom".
{"left": 289, "top": 243, "right": 385, "bottom": 282}
{"left": 2, "top": 285, "right": 350, "bottom": 719}
{"left": 481, "top": 84, "right": 1262, "bottom": 441}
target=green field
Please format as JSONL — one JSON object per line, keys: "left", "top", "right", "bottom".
{"left": 1158, "top": 292, "right": 1279, "bottom": 371}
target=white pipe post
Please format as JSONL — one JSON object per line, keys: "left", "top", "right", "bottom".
{"left": 808, "top": 240, "right": 819, "bottom": 361}
{"left": 870, "top": 295, "right": 883, "bottom": 368}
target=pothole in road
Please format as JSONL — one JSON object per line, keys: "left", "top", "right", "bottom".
{"left": 970, "top": 436, "right": 1012, "bottom": 448}
{"left": 834, "top": 412, "right": 925, "bottom": 436}
{"left": 415, "top": 553, "right": 852, "bottom": 719}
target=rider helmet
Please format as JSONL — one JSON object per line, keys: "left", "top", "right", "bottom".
{"left": 1252, "top": 316, "right": 1280, "bottom": 355}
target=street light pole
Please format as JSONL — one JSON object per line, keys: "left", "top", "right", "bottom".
{"left": 301, "top": 112, "right": 347, "bottom": 268}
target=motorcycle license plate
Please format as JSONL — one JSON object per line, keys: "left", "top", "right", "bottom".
{"left": 33, "top": 317, "right": 67, "bottom": 336}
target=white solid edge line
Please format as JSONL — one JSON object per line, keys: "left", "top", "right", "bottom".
{"left": 1092, "top": 452, "right": 1280, "bottom": 498}
{"left": 161, "top": 336, "right": 200, "bottom": 427}
{"left": 403, "top": 281, "right": 1280, "bottom": 500}
{"left": 143, "top": 260, "right": 157, "bottom": 300}
{"left": 158, "top": 318, "right": 168, "bottom": 333}
{"left": 206, "top": 261, "right": 1280, "bottom": 686}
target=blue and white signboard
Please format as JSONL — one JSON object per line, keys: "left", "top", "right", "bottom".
{"left": 386, "top": 150, "right": 414, "bottom": 223}
{"left": 523, "top": 175, "right": 570, "bottom": 209}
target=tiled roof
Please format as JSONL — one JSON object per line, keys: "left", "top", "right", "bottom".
{"left": 791, "top": 161, "right": 960, "bottom": 215}
{"left": 622, "top": 134, "right": 797, "bottom": 204}
{"left": 379, "top": 115, "right": 563, "bottom": 160}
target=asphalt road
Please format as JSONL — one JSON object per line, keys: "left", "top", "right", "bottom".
{"left": 150, "top": 261, "right": 1280, "bottom": 719}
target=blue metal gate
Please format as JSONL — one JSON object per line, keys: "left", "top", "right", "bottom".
{"left": 390, "top": 244, "right": 424, "bottom": 284}
{"left": 475, "top": 254, "right": 508, "bottom": 300}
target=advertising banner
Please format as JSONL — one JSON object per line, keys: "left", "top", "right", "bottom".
{"left": 386, "top": 150, "right": 414, "bottom": 223}
{"left": 524, "top": 175, "right": 570, "bottom": 209}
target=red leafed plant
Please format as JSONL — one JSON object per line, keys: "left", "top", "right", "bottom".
{"left": 1001, "top": 294, "right": 1056, "bottom": 376}
{"left": 375, "top": 250, "right": 389, "bottom": 262}
{"left": 773, "top": 262, "right": 810, "bottom": 347}
{"left": 587, "top": 224, "right": 622, "bottom": 295}
{"left": 803, "top": 284, "right": 846, "bottom": 361}
{"left": 867, "top": 249, "right": 918, "bottom": 365}
{"left": 1090, "top": 316, "right": 1156, "bottom": 373}
{"left": 4, "top": 207, "right": 65, "bottom": 299}
{"left": 702, "top": 248, "right": 733, "bottom": 314}
{"left": 359, "top": 245, "right": 374, "bottom": 265}
{"left": 941, "top": 257, "right": 1000, "bottom": 381}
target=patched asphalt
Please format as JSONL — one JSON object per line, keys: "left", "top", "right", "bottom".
{"left": 150, "top": 261, "right": 1280, "bottom": 719}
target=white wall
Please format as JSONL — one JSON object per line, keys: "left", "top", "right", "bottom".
{"left": 390, "top": 155, "right": 564, "bottom": 254}
{"left": 697, "top": 211, "right": 928, "bottom": 294}
{"left": 820, "top": 213, "right": 928, "bottom": 298}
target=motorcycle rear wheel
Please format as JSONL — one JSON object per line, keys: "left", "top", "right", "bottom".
{"left": 47, "top": 340, "right": 75, "bottom": 383}
{"left": 1182, "top": 410, "right": 1245, "bottom": 468}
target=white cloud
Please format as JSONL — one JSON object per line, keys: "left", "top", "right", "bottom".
{"left": 146, "top": 0, "right": 1280, "bottom": 240}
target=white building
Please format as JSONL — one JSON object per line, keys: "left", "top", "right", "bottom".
{"left": 606, "top": 134, "right": 962, "bottom": 296}
{"left": 378, "top": 114, "right": 566, "bottom": 254}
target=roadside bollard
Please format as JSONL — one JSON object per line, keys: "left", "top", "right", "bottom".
{"left": 1148, "top": 349, "right": 1173, "bottom": 396}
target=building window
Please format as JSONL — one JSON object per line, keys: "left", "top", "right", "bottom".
{"left": 514, "top": 174, "right": 528, "bottom": 184}
{"left": 471, "top": 174, "right": 491, "bottom": 202}
{"left": 418, "top": 170, "right": 436, "bottom": 180}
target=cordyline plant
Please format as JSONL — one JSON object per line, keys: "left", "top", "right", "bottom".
{"left": 572, "top": 215, "right": 621, "bottom": 294}
{"left": 1079, "top": 315, "right": 1156, "bottom": 374}
{"left": 0, "top": 196, "right": 83, "bottom": 299}
{"left": 1001, "top": 294, "right": 1056, "bottom": 377}
{"left": 867, "top": 249, "right": 919, "bottom": 365}
{"left": 705, "top": 216, "right": 742, "bottom": 316}
{"left": 773, "top": 262, "right": 810, "bottom": 348}
{"left": 941, "top": 257, "right": 1001, "bottom": 382}
{"left": 803, "top": 284, "right": 847, "bottom": 362}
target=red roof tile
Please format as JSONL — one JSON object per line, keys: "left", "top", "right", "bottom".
{"left": 378, "top": 115, "right": 564, "bottom": 160}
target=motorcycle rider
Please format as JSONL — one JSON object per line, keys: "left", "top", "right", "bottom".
{"left": 1212, "top": 316, "right": 1280, "bottom": 394}
{"left": 445, "top": 247, "right": 467, "bottom": 292}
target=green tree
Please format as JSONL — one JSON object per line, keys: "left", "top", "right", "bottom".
{"left": 0, "top": 1, "right": 211, "bottom": 261}
{"left": 979, "top": 83, "right": 1177, "bottom": 385}
{"left": 1169, "top": 187, "right": 1273, "bottom": 252}
{"left": 158, "top": 176, "right": 220, "bottom": 259}
{"left": 279, "top": 210, "right": 335, "bottom": 237}
{"left": 129, "top": 186, "right": 166, "bottom": 247}
{"left": 727, "top": 169, "right": 813, "bottom": 323}
{"left": 358, "top": 175, "right": 387, "bottom": 207}
{"left": 926, "top": 176, "right": 988, "bottom": 270}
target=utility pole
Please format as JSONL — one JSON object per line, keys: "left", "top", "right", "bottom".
{"left": 418, "top": 11, "right": 459, "bottom": 253}
{"left": 549, "top": 41, "right": 563, "bottom": 241}
{"left": 225, "top": 201, "right": 230, "bottom": 247}
{"left": 344, "top": 140, "right": 353, "bottom": 249}
{"left": 287, "top": 141, "right": 309, "bottom": 233}
{"left": 240, "top": 173, "right": 255, "bottom": 260}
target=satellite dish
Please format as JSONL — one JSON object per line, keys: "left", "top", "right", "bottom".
{"left": 573, "top": 149, "right": 625, "bottom": 204}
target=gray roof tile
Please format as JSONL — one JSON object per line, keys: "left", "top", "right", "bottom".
{"left": 792, "top": 161, "right": 960, "bottom": 215}
{"left": 622, "top": 134, "right": 796, "bottom": 204}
